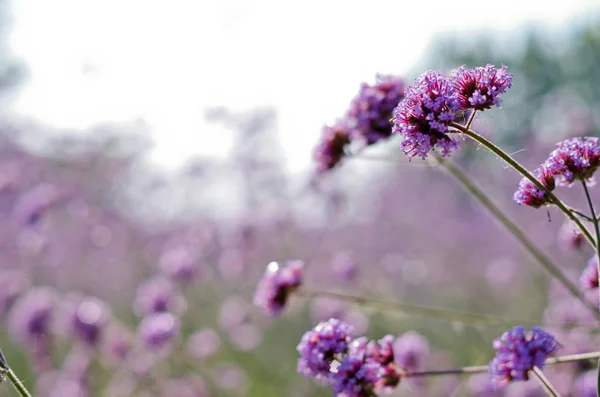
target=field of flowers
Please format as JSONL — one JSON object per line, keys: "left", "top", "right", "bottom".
{"left": 1, "top": 9, "right": 600, "bottom": 397}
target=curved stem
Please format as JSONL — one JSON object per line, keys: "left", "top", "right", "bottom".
{"left": 451, "top": 122, "right": 595, "bottom": 247}
{"left": 3, "top": 368, "right": 32, "bottom": 397}
{"left": 298, "top": 289, "right": 597, "bottom": 328}
{"left": 404, "top": 351, "right": 600, "bottom": 378}
{"left": 531, "top": 366, "right": 561, "bottom": 397}
{"left": 435, "top": 155, "right": 599, "bottom": 317}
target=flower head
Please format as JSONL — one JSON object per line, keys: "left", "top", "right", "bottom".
{"left": 133, "top": 277, "right": 183, "bottom": 317}
{"left": 489, "top": 326, "right": 560, "bottom": 389}
{"left": 69, "top": 296, "right": 111, "bottom": 346}
{"left": 254, "top": 260, "right": 304, "bottom": 317}
{"left": 513, "top": 166, "right": 555, "bottom": 208}
{"left": 330, "top": 351, "right": 381, "bottom": 397}
{"left": 347, "top": 75, "right": 405, "bottom": 144}
{"left": 543, "top": 137, "right": 600, "bottom": 186}
{"left": 138, "top": 312, "right": 181, "bottom": 351}
{"left": 579, "top": 256, "right": 599, "bottom": 290}
{"left": 392, "top": 70, "right": 459, "bottom": 159}
{"left": 452, "top": 64, "right": 513, "bottom": 111}
{"left": 297, "top": 318, "right": 353, "bottom": 382}
{"left": 8, "top": 287, "right": 57, "bottom": 345}
{"left": 314, "top": 121, "right": 353, "bottom": 173}
{"left": 393, "top": 331, "right": 430, "bottom": 373}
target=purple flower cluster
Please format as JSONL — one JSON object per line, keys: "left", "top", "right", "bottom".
{"left": 513, "top": 166, "right": 556, "bottom": 208}
{"left": 297, "top": 319, "right": 431, "bottom": 396}
{"left": 514, "top": 137, "right": 600, "bottom": 207}
{"left": 544, "top": 137, "right": 600, "bottom": 186}
{"left": 489, "top": 326, "right": 560, "bottom": 389}
{"left": 452, "top": 64, "right": 513, "bottom": 111}
{"left": 254, "top": 260, "right": 304, "bottom": 317}
{"left": 392, "top": 71, "right": 459, "bottom": 159}
{"left": 347, "top": 75, "right": 406, "bottom": 144}
{"left": 314, "top": 121, "right": 353, "bottom": 173}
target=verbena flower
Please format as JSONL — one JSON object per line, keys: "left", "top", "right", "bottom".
{"left": 8, "top": 287, "right": 57, "bottom": 345}
{"left": 133, "top": 277, "right": 183, "bottom": 317}
{"left": 452, "top": 64, "right": 513, "bottom": 111}
{"left": 138, "top": 312, "right": 181, "bottom": 351}
{"left": 557, "top": 220, "right": 584, "bottom": 252}
{"left": 254, "top": 260, "right": 304, "bottom": 317}
{"left": 574, "top": 370, "right": 597, "bottom": 397}
{"left": 330, "top": 350, "right": 381, "bottom": 397}
{"left": 297, "top": 318, "right": 353, "bottom": 382}
{"left": 365, "top": 335, "right": 402, "bottom": 390}
{"left": 347, "top": 75, "right": 405, "bottom": 144}
{"left": 314, "top": 121, "right": 353, "bottom": 173}
{"left": 489, "top": 326, "right": 560, "bottom": 389}
{"left": 393, "top": 331, "right": 430, "bottom": 373}
{"left": 579, "top": 256, "right": 599, "bottom": 290}
{"left": 513, "top": 166, "right": 555, "bottom": 208}
{"left": 392, "top": 70, "right": 459, "bottom": 159}
{"left": 543, "top": 137, "right": 600, "bottom": 186}
{"left": 69, "top": 296, "right": 111, "bottom": 347}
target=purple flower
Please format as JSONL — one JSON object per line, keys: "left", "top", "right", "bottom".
{"left": 330, "top": 351, "right": 381, "bottom": 397}
{"left": 133, "top": 277, "right": 184, "bottom": 317}
{"left": 159, "top": 245, "right": 201, "bottom": 282}
{"left": 574, "top": 370, "right": 597, "bottom": 397}
{"left": 0, "top": 270, "right": 29, "bottom": 317}
{"left": 297, "top": 318, "right": 353, "bottom": 382}
{"left": 69, "top": 296, "right": 111, "bottom": 347}
{"left": 138, "top": 312, "right": 180, "bottom": 351}
{"left": 392, "top": 70, "right": 460, "bottom": 159}
{"left": 452, "top": 64, "right": 513, "bottom": 111}
{"left": 579, "top": 256, "right": 599, "bottom": 290}
{"left": 187, "top": 328, "right": 221, "bottom": 360}
{"left": 557, "top": 220, "right": 584, "bottom": 252}
{"left": 314, "top": 121, "right": 353, "bottom": 173}
{"left": 489, "top": 326, "right": 560, "bottom": 389}
{"left": 364, "top": 335, "right": 402, "bottom": 390}
{"left": 8, "top": 287, "right": 57, "bottom": 345}
{"left": 393, "top": 331, "right": 430, "bottom": 373}
{"left": 347, "top": 75, "right": 405, "bottom": 144}
{"left": 513, "top": 166, "right": 555, "bottom": 208}
{"left": 330, "top": 251, "right": 358, "bottom": 282}
{"left": 254, "top": 260, "right": 304, "bottom": 317}
{"left": 543, "top": 137, "right": 600, "bottom": 186}
{"left": 12, "top": 183, "right": 62, "bottom": 226}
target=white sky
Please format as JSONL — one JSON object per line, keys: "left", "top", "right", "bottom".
{"left": 7, "top": 0, "right": 600, "bottom": 173}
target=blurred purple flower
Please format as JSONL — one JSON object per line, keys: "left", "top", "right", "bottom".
{"left": 297, "top": 318, "right": 353, "bottom": 382}
{"left": 0, "top": 269, "right": 28, "bottom": 317}
{"left": 392, "top": 70, "right": 459, "bottom": 159}
{"left": 314, "top": 121, "right": 353, "bottom": 173}
{"left": 254, "top": 260, "right": 304, "bottom": 317}
{"left": 8, "top": 287, "right": 57, "bottom": 345}
{"left": 137, "top": 312, "right": 180, "bottom": 351}
{"left": 393, "top": 331, "right": 430, "bottom": 373}
{"left": 347, "top": 75, "right": 405, "bottom": 144}
{"left": 101, "top": 324, "right": 132, "bottom": 362}
{"left": 159, "top": 245, "right": 201, "bottom": 282}
{"left": 187, "top": 328, "right": 221, "bottom": 360}
{"left": 579, "top": 256, "right": 599, "bottom": 290}
{"left": 557, "top": 220, "right": 584, "bottom": 252}
{"left": 330, "top": 251, "right": 358, "bottom": 282}
{"left": 330, "top": 350, "right": 380, "bottom": 397}
{"left": 133, "top": 277, "right": 185, "bottom": 317}
{"left": 451, "top": 64, "right": 513, "bottom": 111}
{"left": 513, "top": 166, "right": 555, "bottom": 208}
{"left": 68, "top": 296, "right": 111, "bottom": 347}
{"left": 489, "top": 326, "right": 559, "bottom": 389}
{"left": 544, "top": 137, "right": 600, "bottom": 186}
{"left": 12, "top": 183, "right": 62, "bottom": 226}
{"left": 574, "top": 370, "right": 597, "bottom": 397}
{"left": 219, "top": 296, "right": 249, "bottom": 330}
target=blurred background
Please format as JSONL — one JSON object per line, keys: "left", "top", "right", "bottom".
{"left": 1, "top": 0, "right": 600, "bottom": 396}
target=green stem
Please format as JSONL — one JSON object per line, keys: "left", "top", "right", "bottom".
{"left": 450, "top": 122, "right": 595, "bottom": 247}
{"left": 4, "top": 368, "right": 32, "bottom": 397}
{"left": 404, "top": 351, "right": 600, "bottom": 378}
{"left": 435, "top": 155, "right": 599, "bottom": 317}
{"left": 298, "top": 289, "right": 596, "bottom": 328}
{"left": 531, "top": 366, "right": 561, "bottom": 397}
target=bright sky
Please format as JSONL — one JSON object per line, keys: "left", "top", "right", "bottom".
{"left": 7, "top": 0, "right": 600, "bottom": 173}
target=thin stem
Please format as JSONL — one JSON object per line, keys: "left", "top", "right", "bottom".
{"left": 465, "top": 110, "right": 477, "bottom": 131}
{"left": 298, "top": 289, "right": 597, "bottom": 329}
{"left": 568, "top": 207, "right": 596, "bottom": 222}
{"left": 404, "top": 351, "right": 600, "bottom": 378}
{"left": 435, "top": 155, "right": 599, "bottom": 317}
{"left": 451, "top": 122, "right": 595, "bottom": 247}
{"left": 531, "top": 366, "right": 561, "bottom": 397}
{"left": 3, "top": 368, "right": 32, "bottom": 397}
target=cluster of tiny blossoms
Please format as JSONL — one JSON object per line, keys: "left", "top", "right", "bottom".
{"left": 514, "top": 137, "right": 600, "bottom": 207}
{"left": 313, "top": 64, "right": 513, "bottom": 173}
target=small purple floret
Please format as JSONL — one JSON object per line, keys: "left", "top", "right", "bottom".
{"left": 314, "top": 122, "right": 353, "bottom": 173}
{"left": 452, "top": 64, "right": 513, "bottom": 111}
{"left": 330, "top": 351, "right": 381, "bottom": 397}
{"left": 489, "top": 326, "right": 560, "bottom": 389}
{"left": 254, "top": 260, "right": 303, "bottom": 317}
{"left": 296, "top": 318, "right": 353, "bottom": 382}
{"left": 392, "top": 70, "right": 460, "bottom": 159}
